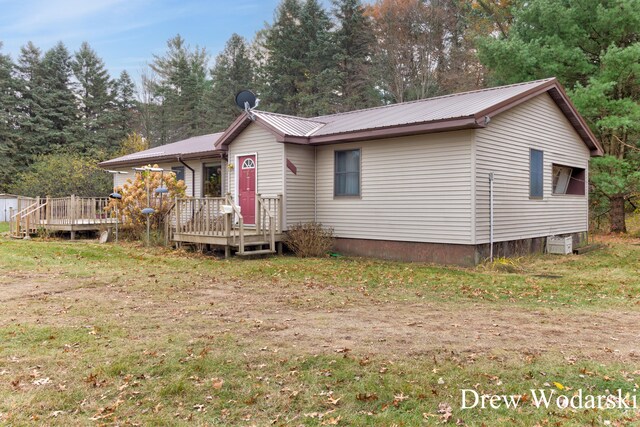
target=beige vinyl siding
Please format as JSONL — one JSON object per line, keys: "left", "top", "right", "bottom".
{"left": 474, "top": 93, "right": 590, "bottom": 243}
{"left": 109, "top": 158, "right": 225, "bottom": 198}
{"left": 285, "top": 143, "right": 316, "bottom": 227}
{"left": 316, "top": 131, "right": 474, "bottom": 244}
{"left": 227, "top": 123, "right": 284, "bottom": 204}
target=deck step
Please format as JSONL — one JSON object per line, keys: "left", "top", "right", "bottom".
{"left": 237, "top": 249, "right": 276, "bottom": 256}
{"left": 230, "top": 241, "right": 270, "bottom": 247}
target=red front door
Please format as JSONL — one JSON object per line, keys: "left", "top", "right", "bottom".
{"left": 238, "top": 155, "right": 256, "bottom": 224}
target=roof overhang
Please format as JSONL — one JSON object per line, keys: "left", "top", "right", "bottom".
{"left": 98, "top": 150, "right": 225, "bottom": 169}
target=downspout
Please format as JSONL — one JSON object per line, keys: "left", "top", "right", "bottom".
{"left": 177, "top": 155, "right": 196, "bottom": 198}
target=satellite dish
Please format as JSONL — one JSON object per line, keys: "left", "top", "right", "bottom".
{"left": 235, "top": 90, "right": 258, "bottom": 110}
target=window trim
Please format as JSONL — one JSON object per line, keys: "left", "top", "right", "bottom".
{"left": 334, "top": 148, "right": 361, "bottom": 198}
{"left": 529, "top": 148, "right": 544, "bottom": 199}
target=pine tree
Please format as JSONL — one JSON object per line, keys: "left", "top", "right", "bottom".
{"left": 209, "top": 34, "right": 256, "bottom": 130}
{"left": 332, "top": 0, "right": 379, "bottom": 111}
{"left": 111, "top": 70, "right": 137, "bottom": 148}
{"left": 297, "top": 0, "right": 340, "bottom": 116}
{"left": 0, "top": 43, "right": 20, "bottom": 191}
{"left": 15, "top": 42, "right": 51, "bottom": 161}
{"left": 39, "top": 42, "right": 81, "bottom": 152}
{"left": 260, "top": 0, "right": 305, "bottom": 115}
{"left": 148, "top": 35, "right": 211, "bottom": 145}
{"left": 72, "top": 42, "right": 113, "bottom": 153}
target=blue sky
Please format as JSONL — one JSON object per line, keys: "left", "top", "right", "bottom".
{"left": 0, "top": 0, "right": 328, "bottom": 84}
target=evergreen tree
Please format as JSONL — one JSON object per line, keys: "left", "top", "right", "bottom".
{"left": 297, "top": 0, "right": 340, "bottom": 116}
{"left": 72, "top": 42, "right": 113, "bottom": 153}
{"left": 15, "top": 42, "right": 51, "bottom": 161}
{"left": 209, "top": 34, "right": 256, "bottom": 130}
{"left": 111, "top": 70, "right": 137, "bottom": 147}
{"left": 332, "top": 0, "right": 379, "bottom": 111}
{"left": 0, "top": 43, "right": 20, "bottom": 191}
{"left": 260, "top": 0, "right": 305, "bottom": 115}
{"left": 148, "top": 35, "right": 211, "bottom": 145}
{"left": 39, "top": 42, "right": 81, "bottom": 152}
{"left": 260, "top": 0, "right": 340, "bottom": 116}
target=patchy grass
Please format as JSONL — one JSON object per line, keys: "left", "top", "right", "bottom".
{"left": 1, "top": 235, "right": 640, "bottom": 425}
{"left": 0, "top": 222, "right": 8, "bottom": 234}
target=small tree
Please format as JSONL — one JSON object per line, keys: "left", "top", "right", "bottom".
{"left": 106, "top": 165, "right": 187, "bottom": 239}
{"left": 117, "top": 132, "right": 149, "bottom": 156}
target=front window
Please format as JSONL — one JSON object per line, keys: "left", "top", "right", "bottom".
{"left": 335, "top": 149, "right": 360, "bottom": 197}
{"left": 203, "top": 163, "right": 222, "bottom": 197}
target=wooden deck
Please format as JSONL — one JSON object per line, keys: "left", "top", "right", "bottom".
{"left": 9, "top": 196, "right": 115, "bottom": 238}
{"left": 168, "top": 195, "right": 284, "bottom": 257}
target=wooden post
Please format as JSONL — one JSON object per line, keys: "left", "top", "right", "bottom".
{"left": 46, "top": 196, "right": 51, "bottom": 225}
{"left": 175, "top": 197, "right": 181, "bottom": 232}
{"left": 277, "top": 194, "right": 283, "bottom": 233}
{"left": 256, "top": 193, "right": 261, "bottom": 234}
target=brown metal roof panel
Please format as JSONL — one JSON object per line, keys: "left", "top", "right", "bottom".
{"left": 312, "top": 79, "right": 553, "bottom": 136}
{"left": 100, "top": 132, "right": 225, "bottom": 167}
{"left": 254, "top": 111, "right": 325, "bottom": 136}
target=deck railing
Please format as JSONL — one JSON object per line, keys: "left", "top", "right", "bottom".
{"left": 45, "top": 196, "right": 112, "bottom": 225}
{"left": 256, "top": 194, "right": 283, "bottom": 252}
{"left": 9, "top": 196, "right": 114, "bottom": 238}
{"left": 171, "top": 194, "right": 282, "bottom": 254}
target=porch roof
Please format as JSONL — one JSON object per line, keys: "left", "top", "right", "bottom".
{"left": 99, "top": 132, "right": 225, "bottom": 168}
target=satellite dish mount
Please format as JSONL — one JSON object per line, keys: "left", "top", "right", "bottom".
{"left": 235, "top": 90, "right": 259, "bottom": 121}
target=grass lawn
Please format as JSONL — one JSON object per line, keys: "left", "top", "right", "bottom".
{"left": 0, "top": 222, "right": 8, "bottom": 233}
{"left": 1, "top": 234, "right": 640, "bottom": 425}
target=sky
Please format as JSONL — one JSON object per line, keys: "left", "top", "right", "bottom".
{"left": 0, "top": 0, "right": 325, "bottom": 84}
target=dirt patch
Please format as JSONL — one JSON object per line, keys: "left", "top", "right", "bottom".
{"left": 0, "top": 271, "right": 75, "bottom": 302}
{"left": 194, "top": 282, "right": 640, "bottom": 362}
{"left": 3, "top": 268, "right": 639, "bottom": 363}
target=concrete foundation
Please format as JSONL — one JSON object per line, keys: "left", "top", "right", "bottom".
{"left": 332, "top": 232, "right": 588, "bottom": 266}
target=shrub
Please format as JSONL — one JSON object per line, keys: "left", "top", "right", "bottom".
{"left": 284, "top": 222, "right": 334, "bottom": 257}
{"left": 10, "top": 153, "right": 111, "bottom": 197}
{"left": 106, "top": 165, "right": 187, "bottom": 241}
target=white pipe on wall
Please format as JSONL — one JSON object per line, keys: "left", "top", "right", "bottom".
{"left": 489, "top": 172, "right": 494, "bottom": 262}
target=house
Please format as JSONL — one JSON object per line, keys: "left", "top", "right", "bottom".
{"left": 101, "top": 78, "right": 603, "bottom": 265}
{"left": 98, "top": 133, "right": 226, "bottom": 198}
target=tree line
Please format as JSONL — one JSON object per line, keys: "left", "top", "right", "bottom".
{"left": 0, "top": 0, "right": 638, "bottom": 231}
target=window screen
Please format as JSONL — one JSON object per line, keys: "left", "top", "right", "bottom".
{"left": 334, "top": 149, "right": 360, "bottom": 196}
{"left": 530, "top": 149, "right": 544, "bottom": 198}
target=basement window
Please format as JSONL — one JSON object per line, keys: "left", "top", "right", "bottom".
{"left": 552, "top": 164, "right": 585, "bottom": 195}
{"left": 335, "top": 149, "right": 360, "bottom": 196}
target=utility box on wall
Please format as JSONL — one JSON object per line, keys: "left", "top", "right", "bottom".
{"left": 546, "top": 236, "right": 573, "bottom": 255}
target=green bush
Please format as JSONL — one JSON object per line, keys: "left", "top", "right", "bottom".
{"left": 10, "top": 153, "right": 111, "bottom": 198}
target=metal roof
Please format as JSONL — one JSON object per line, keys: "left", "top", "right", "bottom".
{"left": 253, "top": 111, "right": 325, "bottom": 137}
{"left": 310, "top": 79, "right": 554, "bottom": 136}
{"left": 100, "top": 132, "right": 225, "bottom": 167}
{"left": 215, "top": 77, "right": 602, "bottom": 155}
